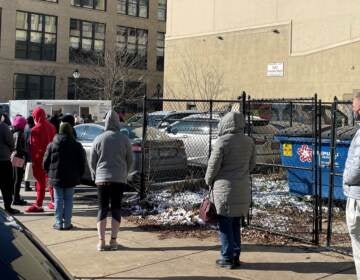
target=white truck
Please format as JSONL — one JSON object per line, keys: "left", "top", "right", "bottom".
{"left": 9, "top": 100, "right": 112, "bottom": 122}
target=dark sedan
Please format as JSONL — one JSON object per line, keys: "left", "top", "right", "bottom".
{"left": 74, "top": 123, "right": 188, "bottom": 187}
{"left": 0, "top": 208, "right": 73, "bottom": 279}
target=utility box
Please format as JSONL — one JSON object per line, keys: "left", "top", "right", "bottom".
{"left": 9, "top": 100, "right": 111, "bottom": 122}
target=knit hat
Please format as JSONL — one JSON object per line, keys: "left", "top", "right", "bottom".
{"left": 59, "top": 122, "right": 74, "bottom": 137}
{"left": 12, "top": 115, "right": 27, "bottom": 130}
{"left": 61, "top": 114, "right": 75, "bottom": 127}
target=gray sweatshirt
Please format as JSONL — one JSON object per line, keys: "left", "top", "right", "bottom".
{"left": 90, "top": 110, "right": 133, "bottom": 184}
{"left": 0, "top": 122, "right": 14, "bottom": 161}
{"left": 343, "top": 128, "right": 360, "bottom": 199}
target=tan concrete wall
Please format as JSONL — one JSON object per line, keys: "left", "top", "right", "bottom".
{"left": 0, "top": 0, "right": 165, "bottom": 102}
{"left": 164, "top": 0, "right": 360, "bottom": 102}
{"left": 167, "top": 0, "right": 360, "bottom": 54}
{"left": 164, "top": 24, "right": 360, "bottom": 102}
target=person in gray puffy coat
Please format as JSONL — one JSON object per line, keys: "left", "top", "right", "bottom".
{"left": 343, "top": 92, "right": 360, "bottom": 279}
{"left": 205, "top": 111, "right": 256, "bottom": 269}
{"left": 90, "top": 110, "right": 133, "bottom": 251}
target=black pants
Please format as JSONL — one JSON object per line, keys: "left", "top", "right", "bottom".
{"left": 0, "top": 161, "right": 14, "bottom": 210}
{"left": 13, "top": 167, "right": 24, "bottom": 201}
{"left": 97, "top": 183, "right": 125, "bottom": 222}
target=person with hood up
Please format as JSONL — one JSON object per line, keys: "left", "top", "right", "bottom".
{"left": 12, "top": 115, "right": 28, "bottom": 205}
{"left": 90, "top": 110, "right": 133, "bottom": 251}
{"left": 0, "top": 119, "right": 20, "bottom": 214}
{"left": 26, "top": 107, "right": 56, "bottom": 213}
{"left": 43, "top": 122, "right": 86, "bottom": 230}
{"left": 205, "top": 112, "right": 256, "bottom": 269}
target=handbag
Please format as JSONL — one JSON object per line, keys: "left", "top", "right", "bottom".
{"left": 199, "top": 187, "right": 217, "bottom": 224}
{"left": 10, "top": 152, "right": 25, "bottom": 168}
{"left": 24, "top": 162, "right": 35, "bottom": 182}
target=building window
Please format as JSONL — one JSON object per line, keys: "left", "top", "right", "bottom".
{"left": 15, "top": 11, "right": 57, "bottom": 61}
{"left": 157, "top": 32, "right": 164, "bottom": 71}
{"left": 117, "top": 0, "right": 148, "bottom": 18}
{"left": 14, "top": 74, "right": 55, "bottom": 99}
{"left": 116, "top": 26, "right": 147, "bottom": 69}
{"left": 69, "top": 18, "right": 105, "bottom": 64}
{"left": 71, "top": 0, "right": 106, "bottom": 11}
{"left": 158, "top": 0, "right": 166, "bottom": 21}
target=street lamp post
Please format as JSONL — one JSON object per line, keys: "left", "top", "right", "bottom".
{"left": 72, "top": 69, "right": 80, "bottom": 99}
{"left": 156, "top": 83, "right": 161, "bottom": 99}
{"left": 156, "top": 83, "right": 162, "bottom": 110}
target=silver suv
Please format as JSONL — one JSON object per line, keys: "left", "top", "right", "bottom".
{"left": 163, "top": 113, "right": 280, "bottom": 168}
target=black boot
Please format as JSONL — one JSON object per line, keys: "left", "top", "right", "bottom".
{"left": 13, "top": 198, "right": 27, "bottom": 206}
{"left": 232, "top": 257, "right": 241, "bottom": 267}
{"left": 24, "top": 182, "right": 32, "bottom": 191}
{"left": 216, "top": 259, "right": 234, "bottom": 269}
{"left": 5, "top": 208, "right": 21, "bottom": 215}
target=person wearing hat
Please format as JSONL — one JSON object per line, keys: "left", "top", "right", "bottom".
{"left": 43, "top": 122, "right": 86, "bottom": 230}
{"left": 61, "top": 114, "right": 77, "bottom": 138}
{"left": 12, "top": 115, "right": 28, "bottom": 205}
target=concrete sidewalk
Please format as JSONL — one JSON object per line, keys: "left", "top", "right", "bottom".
{"left": 9, "top": 187, "right": 357, "bottom": 280}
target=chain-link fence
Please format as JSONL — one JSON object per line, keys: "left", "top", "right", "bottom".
{"left": 136, "top": 94, "right": 353, "bottom": 255}
{"left": 320, "top": 99, "right": 353, "bottom": 255}
{"left": 245, "top": 97, "right": 320, "bottom": 244}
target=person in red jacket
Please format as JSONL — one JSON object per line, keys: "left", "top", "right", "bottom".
{"left": 26, "top": 107, "right": 56, "bottom": 213}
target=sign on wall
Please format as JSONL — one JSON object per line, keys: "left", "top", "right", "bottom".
{"left": 267, "top": 63, "right": 284, "bottom": 77}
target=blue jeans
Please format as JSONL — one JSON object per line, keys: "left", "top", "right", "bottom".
{"left": 218, "top": 215, "right": 241, "bottom": 261}
{"left": 54, "top": 186, "right": 74, "bottom": 228}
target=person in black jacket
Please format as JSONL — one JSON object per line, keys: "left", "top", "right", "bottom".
{"left": 24, "top": 116, "right": 35, "bottom": 192}
{"left": 12, "top": 115, "right": 28, "bottom": 205}
{"left": 43, "top": 122, "right": 86, "bottom": 230}
{"left": 0, "top": 121, "right": 20, "bottom": 214}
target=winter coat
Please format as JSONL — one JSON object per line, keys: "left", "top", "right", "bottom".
{"left": 343, "top": 128, "right": 360, "bottom": 199}
{"left": 0, "top": 122, "right": 14, "bottom": 161}
{"left": 30, "top": 107, "right": 56, "bottom": 180}
{"left": 90, "top": 110, "right": 133, "bottom": 184}
{"left": 12, "top": 129, "right": 26, "bottom": 159}
{"left": 205, "top": 112, "right": 256, "bottom": 217}
{"left": 24, "top": 125, "right": 32, "bottom": 162}
{"left": 43, "top": 134, "right": 86, "bottom": 188}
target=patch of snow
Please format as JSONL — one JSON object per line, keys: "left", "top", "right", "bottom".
{"left": 124, "top": 176, "right": 344, "bottom": 228}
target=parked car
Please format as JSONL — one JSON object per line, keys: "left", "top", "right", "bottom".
{"left": 74, "top": 123, "right": 187, "bottom": 187}
{"left": 163, "top": 113, "right": 280, "bottom": 168}
{"left": 126, "top": 110, "right": 203, "bottom": 128}
{"left": 0, "top": 208, "right": 73, "bottom": 279}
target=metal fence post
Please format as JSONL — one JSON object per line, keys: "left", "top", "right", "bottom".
{"left": 290, "top": 101, "right": 293, "bottom": 127}
{"left": 242, "top": 91, "right": 246, "bottom": 116}
{"left": 247, "top": 95, "right": 251, "bottom": 136}
{"left": 318, "top": 99, "right": 323, "bottom": 232}
{"left": 208, "top": 99, "right": 213, "bottom": 159}
{"left": 312, "top": 94, "right": 319, "bottom": 244}
{"left": 326, "top": 97, "right": 338, "bottom": 247}
{"left": 140, "top": 95, "right": 148, "bottom": 200}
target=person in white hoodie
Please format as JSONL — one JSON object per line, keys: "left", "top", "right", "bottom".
{"left": 90, "top": 110, "right": 133, "bottom": 251}
{"left": 343, "top": 92, "right": 360, "bottom": 280}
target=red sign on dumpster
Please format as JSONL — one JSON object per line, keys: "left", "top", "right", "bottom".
{"left": 297, "top": 144, "right": 312, "bottom": 163}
